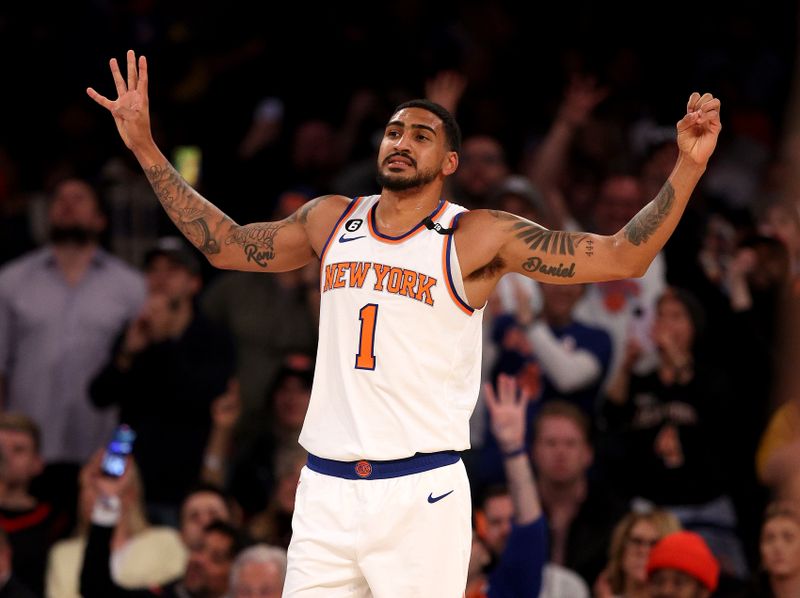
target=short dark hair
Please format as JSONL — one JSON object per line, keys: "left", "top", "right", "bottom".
{"left": 392, "top": 99, "right": 462, "bottom": 154}
{"left": 204, "top": 519, "right": 247, "bottom": 560}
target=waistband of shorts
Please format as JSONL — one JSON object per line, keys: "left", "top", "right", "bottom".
{"left": 306, "top": 451, "right": 461, "bottom": 480}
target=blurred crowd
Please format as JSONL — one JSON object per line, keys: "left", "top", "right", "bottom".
{"left": 1, "top": 2, "right": 800, "bottom": 597}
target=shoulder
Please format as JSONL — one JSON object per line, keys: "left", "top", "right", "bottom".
{"left": 96, "top": 251, "right": 145, "bottom": 286}
{"left": 295, "top": 194, "right": 353, "bottom": 228}
{"left": 0, "top": 248, "right": 49, "bottom": 286}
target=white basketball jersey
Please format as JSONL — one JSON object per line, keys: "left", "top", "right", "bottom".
{"left": 299, "top": 195, "right": 484, "bottom": 460}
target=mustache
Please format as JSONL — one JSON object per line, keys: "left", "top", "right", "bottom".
{"left": 384, "top": 152, "right": 416, "bottom": 167}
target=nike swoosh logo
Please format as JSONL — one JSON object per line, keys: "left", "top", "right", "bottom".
{"left": 427, "top": 490, "right": 454, "bottom": 504}
{"left": 339, "top": 234, "right": 366, "bottom": 243}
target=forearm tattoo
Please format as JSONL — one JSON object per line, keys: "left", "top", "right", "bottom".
{"left": 624, "top": 181, "right": 675, "bottom": 246}
{"left": 145, "top": 164, "right": 230, "bottom": 256}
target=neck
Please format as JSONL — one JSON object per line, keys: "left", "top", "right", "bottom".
{"left": 0, "top": 485, "right": 36, "bottom": 510}
{"left": 771, "top": 573, "right": 800, "bottom": 598}
{"left": 375, "top": 186, "right": 442, "bottom": 232}
{"left": 52, "top": 243, "right": 98, "bottom": 285}
{"left": 545, "top": 313, "right": 572, "bottom": 328}
{"left": 623, "top": 577, "right": 649, "bottom": 598}
{"left": 539, "top": 477, "right": 586, "bottom": 508}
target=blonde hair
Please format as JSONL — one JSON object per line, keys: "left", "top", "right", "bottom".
{"left": 606, "top": 509, "right": 682, "bottom": 594}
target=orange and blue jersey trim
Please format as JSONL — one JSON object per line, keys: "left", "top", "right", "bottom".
{"left": 367, "top": 197, "right": 448, "bottom": 243}
{"left": 442, "top": 212, "right": 474, "bottom": 316}
{"left": 319, "top": 196, "right": 363, "bottom": 268}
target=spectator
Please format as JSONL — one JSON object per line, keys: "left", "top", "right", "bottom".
{"left": 0, "top": 178, "right": 145, "bottom": 464}
{"left": 574, "top": 174, "right": 667, "bottom": 380}
{"left": 594, "top": 509, "right": 681, "bottom": 598}
{"left": 228, "top": 355, "right": 314, "bottom": 516}
{"left": 89, "top": 237, "right": 235, "bottom": 524}
{"left": 0, "top": 527, "right": 36, "bottom": 598}
{"left": 247, "top": 446, "right": 306, "bottom": 549}
{"left": 0, "top": 414, "right": 70, "bottom": 596}
{"left": 468, "top": 374, "right": 547, "bottom": 597}
{"left": 531, "top": 401, "right": 627, "bottom": 585}
{"left": 229, "top": 544, "right": 287, "bottom": 598}
{"left": 179, "top": 484, "right": 235, "bottom": 551}
{"left": 602, "top": 288, "right": 748, "bottom": 579}
{"left": 448, "top": 135, "right": 510, "bottom": 209}
{"left": 46, "top": 451, "right": 186, "bottom": 598}
{"left": 78, "top": 456, "right": 244, "bottom": 598}
{"left": 757, "top": 501, "right": 800, "bottom": 598}
{"left": 646, "top": 531, "right": 719, "bottom": 598}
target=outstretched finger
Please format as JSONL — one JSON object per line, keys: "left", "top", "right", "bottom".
{"left": 138, "top": 55, "right": 148, "bottom": 96}
{"left": 109, "top": 58, "right": 127, "bottom": 97}
{"left": 86, "top": 87, "right": 114, "bottom": 110}
{"left": 127, "top": 50, "right": 138, "bottom": 91}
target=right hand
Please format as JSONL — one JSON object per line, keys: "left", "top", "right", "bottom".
{"left": 87, "top": 49, "right": 153, "bottom": 152}
{"left": 484, "top": 374, "right": 531, "bottom": 454}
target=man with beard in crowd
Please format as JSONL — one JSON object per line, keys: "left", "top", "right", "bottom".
{"left": 0, "top": 178, "right": 145, "bottom": 466}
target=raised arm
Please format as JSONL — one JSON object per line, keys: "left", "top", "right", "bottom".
{"left": 87, "top": 50, "right": 348, "bottom": 271}
{"left": 457, "top": 93, "right": 720, "bottom": 303}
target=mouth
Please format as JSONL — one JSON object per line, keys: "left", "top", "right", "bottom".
{"left": 385, "top": 154, "right": 415, "bottom": 168}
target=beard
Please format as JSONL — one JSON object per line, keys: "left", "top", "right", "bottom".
{"left": 375, "top": 159, "right": 440, "bottom": 192}
{"left": 49, "top": 225, "right": 99, "bottom": 246}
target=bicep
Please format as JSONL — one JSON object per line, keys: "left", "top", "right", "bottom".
{"left": 495, "top": 215, "right": 630, "bottom": 283}
{"left": 217, "top": 219, "right": 314, "bottom": 272}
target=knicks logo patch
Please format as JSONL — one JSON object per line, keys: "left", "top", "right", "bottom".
{"left": 355, "top": 460, "right": 372, "bottom": 478}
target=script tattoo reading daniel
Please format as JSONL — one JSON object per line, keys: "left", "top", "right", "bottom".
{"left": 489, "top": 210, "right": 590, "bottom": 279}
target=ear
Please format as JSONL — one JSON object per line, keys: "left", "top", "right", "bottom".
{"left": 31, "top": 455, "right": 45, "bottom": 478}
{"left": 442, "top": 151, "right": 459, "bottom": 176}
{"left": 475, "top": 509, "right": 488, "bottom": 541}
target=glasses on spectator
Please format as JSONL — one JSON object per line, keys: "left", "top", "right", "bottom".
{"left": 627, "top": 535, "right": 659, "bottom": 549}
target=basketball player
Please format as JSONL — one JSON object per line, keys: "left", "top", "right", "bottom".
{"left": 88, "top": 50, "right": 721, "bottom": 597}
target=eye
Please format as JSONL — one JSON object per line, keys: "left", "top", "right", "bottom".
{"left": 416, "top": 134, "right": 430, "bottom": 142}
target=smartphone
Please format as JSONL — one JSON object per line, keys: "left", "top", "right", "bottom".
{"left": 173, "top": 145, "right": 202, "bottom": 187}
{"left": 101, "top": 425, "right": 136, "bottom": 478}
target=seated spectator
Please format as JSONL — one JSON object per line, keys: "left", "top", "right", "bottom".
{"left": 0, "top": 527, "right": 36, "bottom": 597}
{"left": 247, "top": 447, "right": 306, "bottom": 549}
{"left": 594, "top": 509, "right": 681, "bottom": 598}
{"left": 532, "top": 401, "right": 627, "bottom": 586}
{"left": 0, "top": 414, "right": 69, "bottom": 596}
{"left": 229, "top": 355, "right": 313, "bottom": 516}
{"left": 179, "top": 484, "right": 237, "bottom": 550}
{"left": 646, "top": 531, "right": 719, "bottom": 598}
{"left": 46, "top": 451, "right": 186, "bottom": 598}
{"left": 79, "top": 457, "right": 244, "bottom": 598}
{"left": 229, "top": 544, "right": 287, "bottom": 598}
{"left": 90, "top": 237, "right": 235, "bottom": 524}
{"left": 757, "top": 501, "right": 800, "bottom": 598}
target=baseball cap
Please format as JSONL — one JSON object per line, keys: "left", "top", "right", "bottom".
{"left": 144, "top": 236, "right": 202, "bottom": 275}
{"left": 646, "top": 531, "right": 720, "bottom": 591}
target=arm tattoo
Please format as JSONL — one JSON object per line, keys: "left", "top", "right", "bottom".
{"left": 224, "top": 223, "right": 283, "bottom": 268}
{"left": 489, "top": 210, "right": 589, "bottom": 256}
{"left": 145, "top": 164, "right": 231, "bottom": 256}
{"left": 624, "top": 181, "right": 675, "bottom": 246}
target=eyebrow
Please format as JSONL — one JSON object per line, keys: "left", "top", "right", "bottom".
{"left": 386, "top": 120, "right": 437, "bottom": 135}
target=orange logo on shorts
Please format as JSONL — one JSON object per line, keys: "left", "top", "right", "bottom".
{"left": 355, "top": 460, "right": 372, "bottom": 478}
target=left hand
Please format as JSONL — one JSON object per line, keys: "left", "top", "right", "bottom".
{"left": 676, "top": 92, "right": 722, "bottom": 167}
{"left": 484, "top": 374, "right": 531, "bottom": 454}
{"left": 211, "top": 379, "right": 242, "bottom": 431}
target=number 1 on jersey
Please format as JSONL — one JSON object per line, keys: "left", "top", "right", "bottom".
{"left": 355, "top": 303, "right": 379, "bottom": 370}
